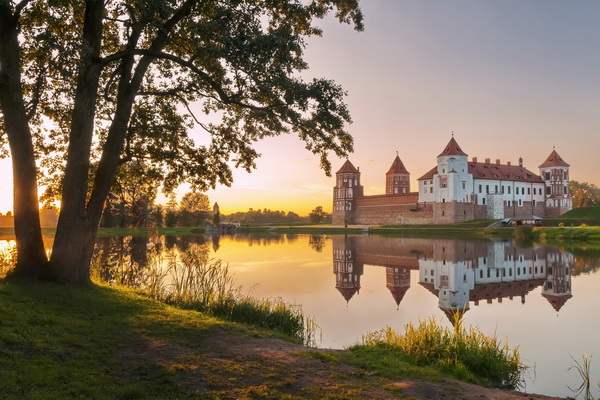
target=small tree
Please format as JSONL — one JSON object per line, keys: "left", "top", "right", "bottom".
{"left": 212, "top": 211, "right": 221, "bottom": 225}
{"left": 179, "top": 192, "right": 210, "bottom": 226}
{"left": 309, "top": 206, "right": 330, "bottom": 224}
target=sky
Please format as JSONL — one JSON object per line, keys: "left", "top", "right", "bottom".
{"left": 2, "top": 0, "right": 600, "bottom": 215}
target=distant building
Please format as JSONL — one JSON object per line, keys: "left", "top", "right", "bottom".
{"left": 333, "top": 137, "right": 572, "bottom": 225}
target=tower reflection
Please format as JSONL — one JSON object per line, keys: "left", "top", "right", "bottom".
{"left": 332, "top": 236, "right": 573, "bottom": 314}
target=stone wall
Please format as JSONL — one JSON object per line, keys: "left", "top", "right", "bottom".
{"left": 354, "top": 201, "right": 433, "bottom": 225}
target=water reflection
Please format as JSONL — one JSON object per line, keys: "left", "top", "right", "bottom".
{"left": 332, "top": 236, "right": 573, "bottom": 316}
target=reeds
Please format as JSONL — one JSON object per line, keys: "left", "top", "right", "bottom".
{"left": 93, "top": 245, "right": 319, "bottom": 345}
{"left": 567, "top": 353, "right": 596, "bottom": 400}
{"left": 360, "top": 311, "right": 525, "bottom": 388}
{"left": 0, "top": 241, "right": 17, "bottom": 278}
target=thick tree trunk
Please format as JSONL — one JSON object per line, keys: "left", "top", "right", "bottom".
{"left": 0, "top": 3, "right": 48, "bottom": 278}
{"left": 47, "top": 0, "right": 105, "bottom": 284}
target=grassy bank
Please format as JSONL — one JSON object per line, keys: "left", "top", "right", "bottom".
{"left": 0, "top": 280, "right": 529, "bottom": 399}
{"left": 530, "top": 226, "right": 600, "bottom": 242}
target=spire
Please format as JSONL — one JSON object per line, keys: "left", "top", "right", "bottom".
{"left": 335, "top": 159, "right": 359, "bottom": 174}
{"left": 386, "top": 154, "right": 410, "bottom": 175}
{"left": 538, "top": 149, "right": 570, "bottom": 168}
{"left": 437, "top": 136, "right": 467, "bottom": 157}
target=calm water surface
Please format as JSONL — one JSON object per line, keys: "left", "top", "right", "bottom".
{"left": 28, "top": 233, "right": 600, "bottom": 398}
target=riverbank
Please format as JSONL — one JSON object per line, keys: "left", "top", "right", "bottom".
{"left": 0, "top": 280, "right": 562, "bottom": 400}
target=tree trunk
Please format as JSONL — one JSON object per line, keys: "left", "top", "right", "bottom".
{"left": 47, "top": 0, "right": 105, "bottom": 284}
{"left": 0, "top": 3, "right": 48, "bottom": 278}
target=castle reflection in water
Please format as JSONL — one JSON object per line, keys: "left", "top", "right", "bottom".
{"left": 333, "top": 236, "right": 572, "bottom": 315}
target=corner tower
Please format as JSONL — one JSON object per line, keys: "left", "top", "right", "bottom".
{"left": 435, "top": 136, "right": 470, "bottom": 203}
{"left": 539, "top": 149, "right": 572, "bottom": 217}
{"left": 332, "top": 160, "right": 363, "bottom": 225}
{"left": 386, "top": 154, "right": 410, "bottom": 195}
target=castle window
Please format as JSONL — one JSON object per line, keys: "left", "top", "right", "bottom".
{"left": 494, "top": 185, "right": 498, "bottom": 193}
{"left": 533, "top": 200, "right": 536, "bottom": 206}
{"left": 430, "top": 187, "right": 433, "bottom": 193}
{"left": 508, "top": 186, "right": 511, "bottom": 194}
{"left": 564, "top": 172, "right": 568, "bottom": 180}
{"left": 486, "top": 185, "right": 489, "bottom": 194}
{"left": 482, "top": 198, "right": 486, "bottom": 205}
{"left": 519, "top": 199, "right": 522, "bottom": 206}
{"left": 462, "top": 181, "right": 466, "bottom": 189}
{"left": 545, "top": 172, "right": 550, "bottom": 180}
{"left": 546, "top": 187, "right": 551, "bottom": 195}
{"left": 528, "top": 188, "right": 531, "bottom": 195}
{"left": 478, "top": 185, "right": 482, "bottom": 193}
{"left": 564, "top": 186, "right": 568, "bottom": 194}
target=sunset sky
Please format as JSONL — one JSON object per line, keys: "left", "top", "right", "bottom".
{"left": 2, "top": 0, "right": 600, "bottom": 215}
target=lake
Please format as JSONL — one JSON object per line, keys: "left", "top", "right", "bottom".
{"left": 3, "top": 233, "right": 600, "bottom": 398}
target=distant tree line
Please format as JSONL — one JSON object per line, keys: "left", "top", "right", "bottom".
{"left": 221, "top": 206, "right": 331, "bottom": 225}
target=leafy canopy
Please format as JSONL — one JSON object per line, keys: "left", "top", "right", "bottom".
{"left": 8, "top": 0, "right": 363, "bottom": 201}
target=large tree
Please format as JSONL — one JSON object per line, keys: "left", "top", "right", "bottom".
{"left": 0, "top": 0, "right": 362, "bottom": 283}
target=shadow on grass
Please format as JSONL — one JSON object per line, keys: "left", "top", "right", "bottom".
{"left": 0, "top": 279, "right": 223, "bottom": 399}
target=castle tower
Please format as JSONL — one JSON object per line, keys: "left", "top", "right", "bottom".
{"left": 435, "top": 136, "right": 470, "bottom": 203}
{"left": 332, "top": 160, "right": 363, "bottom": 225}
{"left": 386, "top": 154, "right": 410, "bottom": 195}
{"left": 542, "top": 250, "right": 573, "bottom": 312}
{"left": 332, "top": 235, "right": 364, "bottom": 303}
{"left": 385, "top": 267, "right": 411, "bottom": 308}
{"left": 539, "top": 149, "right": 572, "bottom": 217}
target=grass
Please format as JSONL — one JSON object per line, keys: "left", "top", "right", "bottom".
{"left": 543, "top": 207, "right": 600, "bottom": 227}
{"left": 0, "top": 279, "right": 224, "bottom": 399}
{"left": 531, "top": 226, "right": 600, "bottom": 242}
{"left": 346, "top": 313, "right": 525, "bottom": 389}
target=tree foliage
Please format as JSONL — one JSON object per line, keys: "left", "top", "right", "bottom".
{"left": 308, "top": 205, "right": 331, "bottom": 224}
{"left": 0, "top": 0, "right": 363, "bottom": 282}
{"left": 570, "top": 180, "right": 600, "bottom": 208}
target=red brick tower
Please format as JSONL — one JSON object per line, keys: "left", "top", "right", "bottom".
{"left": 332, "top": 160, "right": 363, "bottom": 225}
{"left": 539, "top": 149, "right": 572, "bottom": 217}
{"left": 386, "top": 153, "right": 410, "bottom": 195}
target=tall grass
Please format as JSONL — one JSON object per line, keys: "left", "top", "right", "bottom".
{"left": 0, "top": 241, "right": 17, "bottom": 278}
{"left": 358, "top": 311, "right": 525, "bottom": 388}
{"left": 93, "top": 246, "right": 319, "bottom": 346}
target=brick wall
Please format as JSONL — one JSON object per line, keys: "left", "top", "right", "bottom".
{"left": 354, "top": 202, "right": 433, "bottom": 225}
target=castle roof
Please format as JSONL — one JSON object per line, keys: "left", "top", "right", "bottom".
{"left": 437, "top": 137, "right": 467, "bottom": 158}
{"left": 542, "top": 292, "right": 573, "bottom": 312}
{"left": 417, "top": 161, "right": 544, "bottom": 183}
{"left": 538, "top": 149, "right": 570, "bottom": 168}
{"left": 336, "top": 159, "right": 359, "bottom": 174}
{"left": 417, "top": 166, "right": 438, "bottom": 181}
{"left": 386, "top": 155, "right": 410, "bottom": 175}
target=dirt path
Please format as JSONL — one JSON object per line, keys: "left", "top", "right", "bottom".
{"left": 129, "top": 328, "right": 563, "bottom": 400}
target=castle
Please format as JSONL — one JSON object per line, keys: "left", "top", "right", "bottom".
{"left": 333, "top": 137, "right": 572, "bottom": 225}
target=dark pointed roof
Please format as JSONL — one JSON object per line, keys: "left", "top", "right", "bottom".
{"left": 386, "top": 285, "right": 410, "bottom": 306}
{"left": 538, "top": 149, "right": 570, "bottom": 168}
{"left": 336, "top": 159, "right": 359, "bottom": 174}
{"left": 386, "top": 155, "right": 410, "bottom": 175}
{"left": 337, "top": 287, "right": 360, "bottom": 302}
{"left": 542, "top": 292, "right": 572, "bottom": 312}
{"left": 437, "top": 137, "right": 467, "bottom": 158}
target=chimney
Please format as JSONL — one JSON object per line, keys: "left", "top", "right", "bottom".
{"left": 519, "top": 157, "right": 523, "bottom": 167}
{"left": 485, "top": 158, "right": 490, "bottom": 164}
{"left": 507, "top": 161, "right": 511, "bottom": 166}
{"left": 495, "top": 159, "right": 500, "bottom": 165}
{"left": 472, "top": 157, "right": 478, "bottom": 162}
